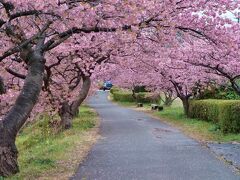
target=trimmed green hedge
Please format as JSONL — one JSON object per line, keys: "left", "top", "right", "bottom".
{"left": 110, "top": 87, "right": 120, "bottom": 94}
{"left": 189, "top": 100, "right": 240, "bottom": 133}
{"left": 111, "top": 89, "right": 157, "bottom": 103}
{"left": 136, "top": 92, "right": 155, "bottom": 103}
{"left": 112, "top": 91, "right": 136, "bottom": 102}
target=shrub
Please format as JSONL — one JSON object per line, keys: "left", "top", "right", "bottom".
{"left": 194, "top": 84, "right": 240, "bottom": 100}
{"left": 134, "top": 86, "right": 147, "bottom": 93}
{"left": 110, "top": 87, "right": 120, "bottom": 94}
{"left": 136, "top": 92, "right": 149, "bottom": 103}
{"left": 112, "top": 91, "right": 136, "bottom": 102}
{"left": 111, "top": 88, "right": 159, "bottom": 103}
{"left": 189, "top": 100, "right": 240, "bottom": 133}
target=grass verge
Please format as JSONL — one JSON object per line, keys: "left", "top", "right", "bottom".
{"left": 6, "top": 105, "right": 99, "bottom": 180}
{"left": 110, "top": 95, "right": 240, "bottom": 143}
{"left": 153, "top": 106, "right": 240, "bottom": 143}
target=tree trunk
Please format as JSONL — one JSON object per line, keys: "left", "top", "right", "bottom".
{"left": 164, "top": 97, "right": 173, "bottom": 106}
{"left": 0, "top": 50, "right": 45, "bottom": 177}
{"left": 132, "top": 89, "right": 137, "bottom": 100}
{"left": 71, "top": 76, "right": 91, "bottom": 116}
{"left": 164, "top": 92, "right": 175, "bottom": 106}
{"left": 231, "top": 80, "right": 240, "bottom": 96}
{"left": 59, "top": 76, "right": 91, "bottom": 129}
{"left": 59, "top": 101, "right": 73, "bottom": 129}
{"left": 181, "top": 97, "right": 190, "bottom": 117}
{"left": 0, "top": 76, "right": 6, "bottom": 94}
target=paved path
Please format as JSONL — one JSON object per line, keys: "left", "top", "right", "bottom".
{"left": 71, "top": 91, "right": 240, "bottom": 180}
{"left": 207, "top": 142, "right": 240, "bottom": 170}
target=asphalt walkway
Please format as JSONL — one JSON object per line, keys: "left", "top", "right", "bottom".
{"left": 71, "top": 91, "right": 239, "bottom": 180}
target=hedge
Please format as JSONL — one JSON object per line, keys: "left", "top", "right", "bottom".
{"left": 111, "top": 89, "right": 158, "bottom": 103}
{"left": 110, "top": 87, "right": 120, "bottom": 94}
{"left": 112, "top": 91, "right": 136, "bottom": 102}
{"left": 189, "top": 100, "right": 240, "bottom": 133}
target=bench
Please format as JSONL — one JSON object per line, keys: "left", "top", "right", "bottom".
{"left": 158, "top": 106, "right": 164, "bottom": 111}
{"left": 151, "top": 104, "right": 159, "bottom": 110}
{"left": 151, "top": 104, "right": 164, "bottom": 111}
{"left": 137, "top": 103, "right": 143, "bottom": 107}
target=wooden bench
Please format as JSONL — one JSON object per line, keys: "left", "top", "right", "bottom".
{"left": 151, "top": 104, "right": 159, "bottom": 110}
{"left": 151, "top": 104, "right": 164, "bottom": 111}
{"left": 137, "top": 103, "right": 143, "bottom": 107}
{"left": 158, "top": 106, "right": 164, "bottom": 111}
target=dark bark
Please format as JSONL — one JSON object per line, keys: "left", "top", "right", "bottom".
{"left": 71, "top": 76, "right": 91, "bottom": 116}
{"left": 132, "top": 89, "right": 137, "bottom": 100}
{"left": 60, "top": 76, "right": 91, "bottom": 129}
{"left": 180, "top": 96, "right": 190, "bottom": 117}
{"left": 59, "top": 101, "right": 72, "bottom": 129}
{"left": 5, "top": 68, "right": 26, "bottom": 79}
{"left": 170, "top": 80, "right": 191, "bottom": 116}
{"left": 164, "top": 96, "right": 173, "bottom": 106}
{"left": 0, "top": 76, "right": 6, "bottom": 94}
{"left": 162, "top": 91, "right": 176, "bottom": 106}
{"left": 231, "top": 80, "right": 240, "bottom": 96}
{"left": 0, "top": 49, "right": 45, "bottom": 177}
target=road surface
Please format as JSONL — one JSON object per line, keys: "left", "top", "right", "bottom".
{"left": 71, "top": 91, "right": 239, "bottom": 180}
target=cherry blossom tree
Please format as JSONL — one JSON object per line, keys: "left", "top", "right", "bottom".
{"left": 0, "top": 0, "right": 239, "bottom": 176}
{"left": 47, "top": 34, "right": 116, "bottom": 129}
{"left": 183, "top": 26, "right": 240, "bottom": 95}
{"left": 0, "top": 0, "right": 127, "bottom": 176}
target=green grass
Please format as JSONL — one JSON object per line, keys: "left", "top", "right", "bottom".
{"left": 5, "top": 105, "right": 98, "bottom": 180}
{"left": 111, "top": 94, "right": 240, "bottom": 143}
{"left": 154, "top": 106, "right": 240, "bottom": 142}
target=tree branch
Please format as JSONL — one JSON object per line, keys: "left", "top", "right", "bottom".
{"left": 0, "top": 76, "right": 6, "bottom": 94}
{"left": 0, "top": 21, "right": 52, "bottom": 62}
{"left": 9, "top": 10, "right": 61, "bottom": 21}
{"left": 5, "top": 67, "right": 26, "bottom": 79}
